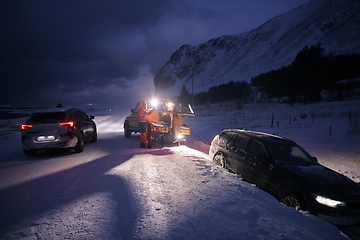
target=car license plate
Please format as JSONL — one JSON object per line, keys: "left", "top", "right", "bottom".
{"left": 37, "top": 136, "right": 55, "bottom": 141}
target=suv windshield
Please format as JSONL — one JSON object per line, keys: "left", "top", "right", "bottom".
{"left": 29, "top": 112, "right": 67, "bottom": 123}
{"left": 268, "top": 144, "right": 317, "bottom": 166}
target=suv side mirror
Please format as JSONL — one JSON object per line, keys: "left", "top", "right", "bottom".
{"left": 312, "top": 157, "right": 318, "bottom": 163}
{"left": 90, "top": 115, "right": 95, "bottom": 119}
{"left": 131, "top": 108, "right": 135, "bottom": 113}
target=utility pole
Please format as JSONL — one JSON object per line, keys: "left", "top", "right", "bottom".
{"left": 192, "top": 74, "right": 194, "bottom": 107}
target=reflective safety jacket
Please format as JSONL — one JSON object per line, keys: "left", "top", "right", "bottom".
{"left": 138, "top": 108, "right": 152, "bottom": 122}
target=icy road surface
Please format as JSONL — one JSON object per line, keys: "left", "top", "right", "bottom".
{"left": 0, "top": 111, "right": 352, "bottom": 239}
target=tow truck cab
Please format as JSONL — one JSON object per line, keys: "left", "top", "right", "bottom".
{"left": 124, "top": 99, "right": 195, "bottom": 144}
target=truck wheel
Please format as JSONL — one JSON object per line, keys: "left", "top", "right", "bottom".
{"left": 124, "top": 123, "right": 131, "bottom": 138}
{"left": 160, "top": 135, "right": 164, "bottom": 148}
{"left": 90, "top": 128, "right": 97, "bottom": 142}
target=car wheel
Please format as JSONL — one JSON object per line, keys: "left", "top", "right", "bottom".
{"left": 90, "top": 128, "right": 97, "bottom": 142}
{"left": 214, "top": 153, "right": 226, "bottom": 168}
{"left": 23, "top": 148, "right": 37, "bottom": 157}
{"left": 124, "top": 123, "right": 131, "bottom": 138}
{"left": 280, "top": 193, "right": 306, "bottom": 211}
{"left": 74, "top": 132, "right": 85, "bottom": 153}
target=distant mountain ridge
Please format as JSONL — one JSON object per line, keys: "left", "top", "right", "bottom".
{"left": 154, "top": 0, "right": 360, "bottom": 97}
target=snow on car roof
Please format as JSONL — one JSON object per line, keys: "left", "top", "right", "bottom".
{"left": 222, "top": 129, "right": 294, "bottom": 143}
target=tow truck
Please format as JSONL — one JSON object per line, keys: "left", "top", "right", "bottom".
{"left": 124, "top": 99, "right": 195, "bottom": 146}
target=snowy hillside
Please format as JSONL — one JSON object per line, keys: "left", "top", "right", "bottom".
{"left": 154, "top": 0, "right": 360, "bottom": 97}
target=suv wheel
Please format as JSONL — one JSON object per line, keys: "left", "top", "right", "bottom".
{"left": 74, "top": 133, "right": 85, "bottom": 153}
{"left": 214, "top": 153, "right": 226, "bottom": 168}
{"left": 280, "top": 193, "right": 306, "bottom": 211}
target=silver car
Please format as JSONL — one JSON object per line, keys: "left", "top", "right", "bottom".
{"left": 21, "top": 108, "right": 97, "bottom": 156}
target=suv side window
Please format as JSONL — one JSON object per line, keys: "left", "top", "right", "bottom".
{"left": 80, "top": 110, "right": 90, "bottom": 119}
{"left": 248, "top": 140, "right": 267, "bottom": 158}
{"left": 233, "top": 134, "right": 249, "bottom": 151}
{"left": 72, "top": 110, "right": 85, "bottom": 121}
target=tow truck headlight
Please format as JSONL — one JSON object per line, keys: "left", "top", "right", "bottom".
{"left": 177, "top": 133, "right": 184, "bottom": 140}
{"left": 314, "top": 195, "right": 345, "bottom": 208}
{"left": 166, "top": 102, "right": 175, "bottom": 111}
{"left": 151, "top": 99, "right": 159, "bottom": 108}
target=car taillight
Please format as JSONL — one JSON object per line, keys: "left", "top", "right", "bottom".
{"left": 58, "top": 121, "right": 74, "bottom": 127}
{"left": 21, "top": 124, "right": 33, "bottom": 130}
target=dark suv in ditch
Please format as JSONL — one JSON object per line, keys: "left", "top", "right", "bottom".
{"left": 21, "top": 108, "right": 97, "bottom": 156}
{"left": 209, "top": 129, "right": 360, "bottom": 225}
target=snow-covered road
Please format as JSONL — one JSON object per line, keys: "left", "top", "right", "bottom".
{"left": 0, "top": 109, "right": 355, "bottom": 239}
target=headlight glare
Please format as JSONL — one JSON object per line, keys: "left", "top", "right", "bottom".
{"left": 314, "top": 195, "right": 345, "bottom": 208}
{"left": 151, "top": 99, "right": 159, "bottom": 108}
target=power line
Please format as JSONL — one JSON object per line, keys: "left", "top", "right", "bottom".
{"left": 0, "top": 50, "right": 155, "bottom": 73}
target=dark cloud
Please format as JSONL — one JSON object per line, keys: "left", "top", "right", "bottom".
{"left": 0, "top": 0, "right": 309, "bottom": 107}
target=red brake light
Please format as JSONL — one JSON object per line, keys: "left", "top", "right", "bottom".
{"left": 59, "top": 121, "right": 74, "bottom": 127}
{"left": 21, "top": 124, "right": 33, "bottom": 130}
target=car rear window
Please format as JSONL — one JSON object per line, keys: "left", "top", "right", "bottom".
{"left": 28, "top": 112, "right": 67, "bottom": 123}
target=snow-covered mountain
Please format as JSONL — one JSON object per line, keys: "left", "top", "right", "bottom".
{"left": 154, "top": 0, "right": 360, "bottom": 97}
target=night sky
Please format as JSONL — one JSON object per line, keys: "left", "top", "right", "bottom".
{"left": 0, "top": 0, "right": 309, "bottom": 108}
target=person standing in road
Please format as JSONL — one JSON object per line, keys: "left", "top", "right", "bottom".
{"left": 138, "top": 101, "right": 153, "bottom": 148}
